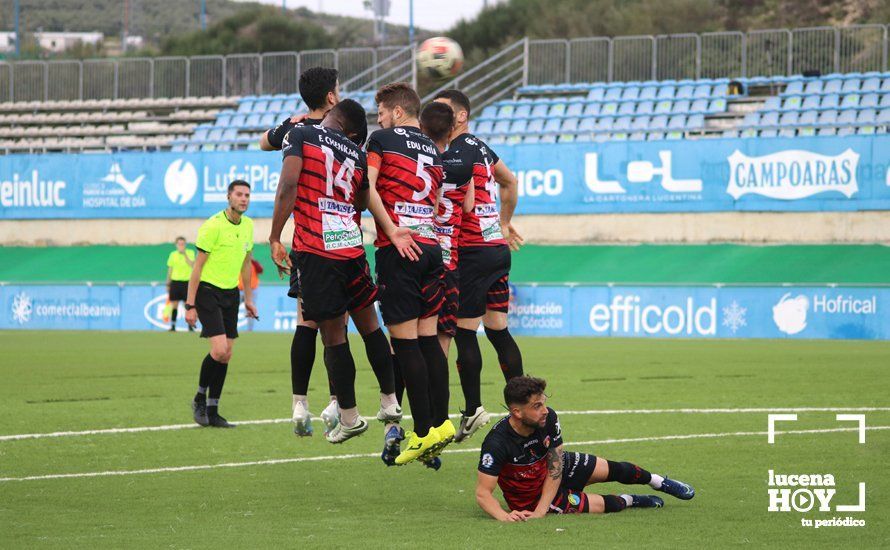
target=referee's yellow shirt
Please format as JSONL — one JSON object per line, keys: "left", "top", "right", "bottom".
{"left": 167, "top": 249, "right": 195, "bottom": 282}
{"left": 195, "top": 210, "right": 254, "bottom": 290}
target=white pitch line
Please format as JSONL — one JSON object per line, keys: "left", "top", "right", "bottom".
{"left": 2, "top": 407, "right": 890, "bottom": 442}
{"left": 1, "top": 425, "right": 887, "bottom": 483}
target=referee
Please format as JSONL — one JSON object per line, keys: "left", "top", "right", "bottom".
{"left": 165, "top": 236, "right": 195, "bottom": 332}
{"left": 185, "top": 180, "right": 258, "bottom": 428}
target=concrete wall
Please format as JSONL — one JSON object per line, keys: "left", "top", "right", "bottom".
{"left": 2, "top": 211, "right": 889, "bottom": 246}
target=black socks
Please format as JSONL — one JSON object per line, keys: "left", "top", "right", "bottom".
{"left": 484, "top": 326, "right": 523, "bottom": 380}
{"left": 391, "top": 337, "right": 432, "bottom": 437}
{"left": 606, "top": 460, "right": 653, "bottom": 485}
{"left": 454, "top": 327, "right": 482, "bottom": 412}
{"left": 419, "top": 335, "right": 449, "bottom": 425}
{"left": 362, "top": 328, "right": 396, "bottom": 395}
{"left": 324, "top": 342, "right": 357, "bottom": 409}
{"left": 290, "top": 325, "right": 319, "bottom": 395}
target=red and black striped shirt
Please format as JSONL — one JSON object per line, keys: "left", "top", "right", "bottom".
{"left": 366, "top": 126, "right": 444, "bottom": 248}
{"left": 282, "top": 124, "right": 368, "bottom": 260}
{"left": 457, "top": 134, "right": 506, "bottom": 248}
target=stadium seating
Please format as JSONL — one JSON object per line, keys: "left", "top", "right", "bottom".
{"left": 469, "top": 72, "right": 890, "bottom": 143}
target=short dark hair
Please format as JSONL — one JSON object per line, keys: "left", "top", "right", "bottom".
{"left": 175, "top": 236, "right": 186, "bottom": 242}
{"left": 331, "top": 98, "right": 368, "bottom": 146}
{"left": 504, "top": 376, "right": 547, "bottom": 406}
{"left": 227, "top": 180, "right": 250, "bottom": 193}
{"left": 375, "top": 82, "right": 420, "bottom": 117}
{"left": 299, "top": 67, "right": 339, "bottom": 110}
{"left": 433, "top": 89, "right": 471, "bottom": 117}
{"left": 420, "top": 102, "right": 454, "bottom": 144}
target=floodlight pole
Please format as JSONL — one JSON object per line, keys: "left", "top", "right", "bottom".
{"left": 14, "top": 0, "right": 20, "bottom": 57}
{"left": 408, "top": 0, "right": 414, "bottom": 45}
{"left": 200, "top": 0, "right": 207, "bottom": 31}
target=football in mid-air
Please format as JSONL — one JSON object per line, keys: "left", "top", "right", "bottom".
{"left": 417, "top": 37, "right": 464, "bottom": 79}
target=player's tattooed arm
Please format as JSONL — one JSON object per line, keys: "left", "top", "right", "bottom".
{"left": 531, "top": 444, "right": 564, "bottom": 518}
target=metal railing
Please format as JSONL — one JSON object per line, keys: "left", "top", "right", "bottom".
{"left": 0, "top": 46, "right": 412, "bottom": 103}
{"left": 526, "top": 24, "right": 889, "bottom": 85}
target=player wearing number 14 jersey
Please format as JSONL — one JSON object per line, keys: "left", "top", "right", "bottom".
{"left": 366, "top": 83, "right": 454, "bottom": 465}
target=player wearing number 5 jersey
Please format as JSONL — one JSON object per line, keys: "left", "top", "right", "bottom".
{"left": 269, "top": 99, "right": 401, "bottom": 445}
{"left": 433, "top": 90, "right": 525, "bottom": 444}
{"left": 366, "top": 83, "right": 454, "bottom": 465}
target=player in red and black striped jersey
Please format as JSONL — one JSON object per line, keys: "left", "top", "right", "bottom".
{"left": 476, "top": 376, "right": 695, "bottom": 522}
{"left": 260, "top": 67, "right": 342, "bottom": 437}
{"left": 269, "top": 99, "right": 401, "bottom": 445}
{"left": 365, "top": 83, "right": 454, "bottom": 465}
{"left": 433, "top": 90, "right": 526, "bottom": 444}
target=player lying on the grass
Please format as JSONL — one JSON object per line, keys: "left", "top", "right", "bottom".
{"left": 260, "top": 67, "right": 343, "bottom": 437}
{"left": 185, "top": 180, "right": 259, "bottom": 428}
{"left": 270, "top": 99, "right": 401, "bottom": 444}
{"left": 476, "top": 376, "right": 695, "bottom": 521}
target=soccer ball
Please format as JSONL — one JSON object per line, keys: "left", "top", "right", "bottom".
{"left": 417, "top": 37, "right": 464, "bottom": 79}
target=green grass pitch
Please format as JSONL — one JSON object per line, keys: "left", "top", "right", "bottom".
{"left": 1, "top": 331, "right": 888, "bottom": 548}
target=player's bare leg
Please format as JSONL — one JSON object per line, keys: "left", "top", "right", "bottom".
{"left": 318, "top": 318, "right": 368, "bottom": 443}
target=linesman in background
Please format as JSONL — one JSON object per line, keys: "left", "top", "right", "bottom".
{"left": 185, "top": 180, "right": 259, "bottom": 428}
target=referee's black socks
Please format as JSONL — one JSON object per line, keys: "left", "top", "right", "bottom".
{"left": 418, "top": 335, "right": 449, "bottom": 425}
{"left": 206, "top": 356, "right": 229, "bottom": 416}
{"left": 195, "top": 354, "right": 217, "bottom": 402}
{"left": 484, "top": 326, "right": 524, "bottom": 380}
{"left": 390, "top": 338, "right": 432, "bottom": 437}
{"left": 454, "top": 328, "right": 483, "bottom": 413}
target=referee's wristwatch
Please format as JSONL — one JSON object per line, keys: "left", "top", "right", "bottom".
{"left": 184, "top": 304, "right": 195, "bottom": 311}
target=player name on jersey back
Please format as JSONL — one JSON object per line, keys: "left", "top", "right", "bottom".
{"left": 283, "top": 124, "right": 368, "bottom": 259}
{"left": 455, "top": 134, "right": 507, "bottom": 248}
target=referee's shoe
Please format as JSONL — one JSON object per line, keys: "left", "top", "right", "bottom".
{"left": 191, "top": 398, "right": 209, "bottom": 426}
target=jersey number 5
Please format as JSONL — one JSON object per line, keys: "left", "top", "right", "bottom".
{"left": 322, "top": 145, "right": 356, "bottom": 202}
{"left": 436, "top": 182, "right": 457, "bottom": 224}
{"left": 412, "top": 153, "right": 434, "bottom": 201}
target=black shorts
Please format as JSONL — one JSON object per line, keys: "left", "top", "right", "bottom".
{"left": 296, "top": 251, "right": 377, "bottom": 322}
{"left": 548, "top": 452, "right": 598, "bottom": 515}
{"left": 287, "top": 249, "right": 301, "bottom": 299}
{"left": 437, "top": 269, "right": 459, "bottom": 337}
{"left": 456, "top": 245, "right": 511, "bottom": 318}
{"left": 168, "top": 280, "right": 188, "bottom": 302}
{"left": 375, "top": 242, "right": 444, "bottom": 326}
{"left": 195, "top": 282, "right": 240, "bottom": 339}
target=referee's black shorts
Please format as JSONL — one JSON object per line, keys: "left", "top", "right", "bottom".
{"left": 195, "top": 282, "right": 240, "bottom": 339}
{"left": 168, "top": 280, "right": 189, "bottom": 302}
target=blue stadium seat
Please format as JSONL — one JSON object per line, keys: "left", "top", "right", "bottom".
{"left": 841, "top": 94, "right": 860, "bottom": 108}
{"left": 479, "top": 105, "right": 498, "bottom": 119}
{"left": 617, "top": 101, "right": 636, "bottom": 115}
{"left": 216, "top": 114, "right": 232, "bottom": 127}
{"left": 283, "top": 99, "right": 299, "bottom": 113}
{"left": 823, "top": 79, "right": 843, "bottom": 94}
{"left": 779, "top": 111, "right": 799, "bottom": 126}
{"left": 799, "top": 110, "right": 819, "bottom": 125}
{"left": 237, "top": 100, "right": 253, "bottom": 114}
{"left": 561, "top": 118, "right": 579, "bottom": 132}
{"left": 784, "top": 81, "right": 804, "bottom": 95}
{"left": 622, "top": 86, "right": 640, "bottom": 100}
{"left": 672, "top": 100, "right": 691, "bottom": 113}
{"left": 881, "top": 78, "right": 890, "bottom": 92}
{"left": 636, "top": 101, "right": 654, "bottom": 115}
{"left": 595, "top": 117, "right": 615, "bottom": 131}
{"left": 721, "top": 129, "right": 739, "bottom": 138}
{"left": 857, "top": 125, "right": 876, "bottom": 135}
{"left": 817, "top": 127, "right": 837, "bottom": 136}
{"left": 267, "top": 100, "right": 284, "bottom": 112}
{"left": 656, "top": 86, "right": 676, "bottom": 100}
{"left": 654, "top": 100, "right": 672, "bottom": 114}
{"left": 877, "top": 109, "right": 890, "bottom": 124}
{"left": 543, "top": 118, "right": 561, "bottom": 133}
{"left": 601, "top": 102, "right": 619, "bottom": 115}
{"left": 837, "top": 126, "right": 855, "bottom": 136}
{"left": 675, "top": 85, "right": 694, "bottom": 99}
{"left": 798, "top": 126, "right": 816, "bottom": 136}
{"left": 583, "top": 102, "right": 601, "bottom": 116}
{"left": 709, "top": 98, "right": 727, "bottom": 112}
{"left": 690, "top": 99, "right": 709, "bottom": 113}
{"left": 763, "top": 97, "right": 781, "bottom": 111}
{"left": 860, "top": 93, "right": 879, "bottom": 108}
{"left": 222, "top": 128, "right": 238, "bottom": 141}
{"left": 514, "top": 104, "right": 532, "bottom": 118}
{"left": 613, "top": 116, "right": 632, "bottom": 131}
{"left": 260, "top": 113, "right": 276, "bottom": 127}
{"left": 489, "top": 135, "right": 507, "bottom": 144}
{"left": 741, "top": 112, "right": 760, "bottom": 127}
{"left": 586, "top": 88, "right": 606, "bottom": 102}
{"left": 476, "top": 120, "right": 494, "bottom": 134}
{"left": 801, "top": 95, "right": 821, "bottom": 110}
{"left": 837, "top": 110, "right": 857, "bottom": 126}
{"left": 861, "top": 77, "right": 881, "bottom": 92}
{"left": 646, "top": 132, "right": 666, "bottom": 141}
{"left": 530, "top": 103, "right": 550, "bottom": 118}
{"left": 783, "top": 96, "right": 802, "bottom": 109}
{"left": 192, "top": 128, "right": 209, "bottom": 142}
{"left": 629, "top": 131, "right": 647, "bottom": 141}
{"left": 579, "top": 117, "right": 597, "bottom": 132}
{"left": 740, "top": 128, "right": 758, "bottom": 138}
{"left": 803, "top": 80, "right": 823, "bottom": 94}
{"left": 207, "top": 128, "right": 223, "bottom": 142}
{"left": 816, "top": 110, "right": 837, "bottom": 126}
{"left": 665, "top": 130, "right": 684, "bottom": 140}
{"left": 574, "top": 133, "right": 592, "bottom": 142}
{"left": 566, "top": 101, "right": 585, "bottom": 117}
{"left": 779, "top": 128, "right": 797, "bottom": 137}
{"left": 506, "top": 135, "right": 522, "bottom": 145}
{"left": 631, "top": 116, "right": 651, "bottom": 131}
{"left": 540, "top": 135, "right": 557, "bottom": 143}
{"left": 610, "top": 131, "right": 629, "bottom": 141}
{"left": 759, "top": 129, "right": 779, "bottom": 138}
{"left": 549, "top": 102, "right": 567, "bottom": 116}
{"left": 821, "top": 94, "right": 840, "bottom": 109}
{"left": 523, "top": 135, "right": 541, "bottom": 144}
{"left": 857, "top": 109, "right": 877, "bottom": 124}
{"left": 841, "top": 79, "right": 861, "bottom": 93}
{"left": 639, "top": 86, "right": 658, "bottom": 100}
{"left": 525, "top": 118, "right": 544, "bottom": 133}
{"left": 509, "top": 119, "right": 528, "bottom": 134}
{"left": 231, "top": 114, "right": 247, "bottom": 127}
{"left": 498, "top": 104, "right": 515, "bottom": 118}
{"left": 649, "top": 115, "right": 668, "bottom": 130}
{"left": 880, "top": 95, "right": 890, "bottom": 108}
{"left": 712, "top": 83, "right": 730, "bottom": 96}
{"left": 558, "top": 133, "right": 576, "bottom": 143}
{"left": 761, "top": 111, "right": 780, "bottom": 126}
{"left": 493, "top": 120, "right": 511, "bottom": 134}
{"left": 604, "top": 87, "right": 623, "bottom": 101}
{"left": 686, "top": 114, "right": 704, "bottom": 129}
{"left": 692, "top": 84, "right": 711, "bottom": 98}
{"left": 667, "top": 115, "right": 686, "bottom": 129}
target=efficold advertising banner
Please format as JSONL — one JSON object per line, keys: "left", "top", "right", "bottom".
{"left": 1, "top": 135, "right": 889, "bottom": 219}
{"left": 1, "top": 283, "right": 886, "bottom": 340}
